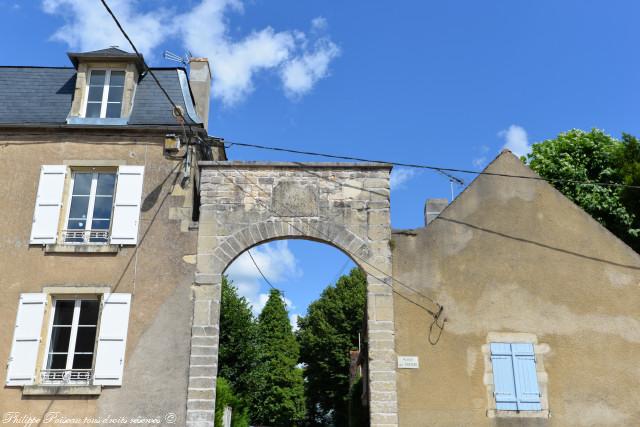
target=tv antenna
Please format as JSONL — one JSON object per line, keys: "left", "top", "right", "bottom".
{"left": 163, "top": 50, "right": 192, "bottom": 67}
{"left": 433, "top": 170, "right": 464, "bottom": 201}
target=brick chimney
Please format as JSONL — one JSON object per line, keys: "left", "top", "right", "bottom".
{"left": 189, "top": 58, "right": 211, "bottom": 130}
{"left": 424, "top": 198, "right": 448, "bottom": 226}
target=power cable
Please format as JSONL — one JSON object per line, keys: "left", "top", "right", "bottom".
{"left": 214, "top": 138, "right": 640, "bottom": 190}
{"left": 99, "top": 0, "right": 180, "bottom": 115}
{"left": 247, "top": 249, "right": 280, "bottom": 293}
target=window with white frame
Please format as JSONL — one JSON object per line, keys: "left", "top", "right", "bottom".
{"left": 5, "top": 293, "right": 132, "bottom": 388}
{"left": 84, "top": 69, "right": 126, "bottom": 119}
{"left": 64, "top": 171, "right": 116, "bottom": 244}
{"left": 42, "top": 298, "right": 99, "bottom": 384}
{"left": 29, "top": 165, "right": 144, "bottom": 246}
{"left": 490, "top": 342, "right": 542, "bottom": 411}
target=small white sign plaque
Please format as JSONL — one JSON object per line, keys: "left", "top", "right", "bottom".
{"left": 397, "top": 356, "right": 419, "bottom": 369}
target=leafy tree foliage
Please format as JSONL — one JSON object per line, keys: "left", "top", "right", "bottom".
{"left": 526, "top": 129, "right": 640, "bottom": 252}
{"left": 214, "top": 377, "right": 250, "bottom": 427}
{"left": 218, "top": 276, "right": 258, "bottom": 401}
{"left": 297, "top": 268, "right": 367, "bottom": 426}
{"left": 249, "top": 289, "right": 306, "bottom": 426}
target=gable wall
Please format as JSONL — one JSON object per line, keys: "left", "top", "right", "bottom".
{"left": 391, "top": 152, "right": 640, "bottom": 426}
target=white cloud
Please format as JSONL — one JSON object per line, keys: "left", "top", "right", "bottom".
{"left": 42, "top": 1, "right": 340, "bottom": 106}
{"left": 472, "top": 145, "right": 490, "bottom": 168}
{"left": 281, "top": 38, "right": 340, "bottom": 97}
{"left": 226, "top": 241, "right": 301, "bottom": 315}
{"left": 498, "top": 125, "right": 531, "bottom": 157}
{"left": 390, "top": 167, "right": 417, "bottom": 190}
{"left": 42, "top": 0, "right": 169, "bottom": 58}
{"left": 311, "top": 17, "right": 327, "bottom": 32}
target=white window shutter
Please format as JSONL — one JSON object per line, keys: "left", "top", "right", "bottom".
{"left": 110, "top": 166, "right": 144, "bottom": 245}
{"left": 6, "top": 294, "right": 47, "bottom": 386}
{"left": 93, "top": 293, "right": 131, "bottom": 386}
{"left": 30, "top": 165, "right": 66, "bottom": 244}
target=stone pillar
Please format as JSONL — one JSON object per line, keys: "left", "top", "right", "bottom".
{"left": 186, "top": 282, "right": 222, "bottom": 426}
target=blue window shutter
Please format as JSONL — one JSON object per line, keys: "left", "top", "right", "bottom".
{"left": 490, "top": 343, "right": 518, "bottom": 410}
{"left": 512, "top": 343, "right": 542, "bottom": 410}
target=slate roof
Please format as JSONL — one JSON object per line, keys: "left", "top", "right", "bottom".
{"left": 0, "top": 66, "right": 201, "bottom": 126}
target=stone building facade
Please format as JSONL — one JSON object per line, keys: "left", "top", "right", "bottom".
{"left": 0, "top": 48, "right": 217, "bottom": 426}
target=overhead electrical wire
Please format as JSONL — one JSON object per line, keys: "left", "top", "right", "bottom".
{"left": 100, "top": 0, "right": 180, "bottom": 115}
{"left": 214, "top": 139, "right": 640, "bottom": 190}
{"left": 247, "top": 249, "right": 281, "bottom": 293}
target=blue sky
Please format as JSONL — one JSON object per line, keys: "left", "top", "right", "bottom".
{"left": 3, "top": 0, "right": 639, "bottom": 322}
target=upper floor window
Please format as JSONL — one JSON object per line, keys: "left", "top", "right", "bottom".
{"left": 64, "top": 171, "right": 116, "bottom": 244}
{"left": 84, "top": 70, "right": 125, "bottom": 119}
{"left": 29, "top": 165, "right": 144, "bottom": 247}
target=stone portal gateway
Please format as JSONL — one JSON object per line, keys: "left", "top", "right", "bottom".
{"left": 187, "top": 162, "right": 397, "bottom": 426}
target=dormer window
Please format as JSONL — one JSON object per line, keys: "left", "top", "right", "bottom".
{"left": 84, "top": 70, "right": 125, "bottom": 119}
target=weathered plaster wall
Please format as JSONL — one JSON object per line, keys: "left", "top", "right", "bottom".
{"left": 0, "top": 131, "right": 198, "bottom": 425}
{"left": 392, "top": 152, "right": 640, "bottom": 426}
{"left": 191, "top": 162, "right": 397, "bottom": 427}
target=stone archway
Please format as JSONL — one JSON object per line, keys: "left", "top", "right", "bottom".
{"left": 187, "top": 162, "right": 397, "bottom": 427}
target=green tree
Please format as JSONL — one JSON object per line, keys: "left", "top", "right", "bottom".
{"left": 218, "top": 276, "right": 258, "bottom": 401}
{"left": 214, "top": 377, "right": 250, "bottom": 427}
{"left": 616, "top": 133, "right": 640, "bottom": 240}
{"left": 297, "top": 268, "right": 367, "bottom": 426}
{"left": 526, "top": 129, "right": 640, "bottom": 252}
{"left": 249, "top": 289, "right": 306, "bottom": 426}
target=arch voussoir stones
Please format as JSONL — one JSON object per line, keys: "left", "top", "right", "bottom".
{"left": 187, "top": 162, "right": 397, "bottom": 427}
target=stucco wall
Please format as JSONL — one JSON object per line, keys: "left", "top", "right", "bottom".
{"left": 0, "top": 131, "right": 198, "bottom": 425}
{"left": 392, "top": 152, "right": 640, "bottom": 427}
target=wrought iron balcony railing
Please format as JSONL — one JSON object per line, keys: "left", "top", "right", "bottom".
{"left": 40, "top": 369, "right": 93, "bottom": 385}
{"left": 62, "top": 229, "right": 110, "bottom": 244}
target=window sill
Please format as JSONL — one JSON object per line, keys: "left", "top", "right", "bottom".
{"left": 487, "top": 409, "right": 550, "bottom": 418}
{"left": 22, "top": 385, "right": 102, "bottom": 396}
{"left": 45, "top": 244, "right": 120, "bottom": 254}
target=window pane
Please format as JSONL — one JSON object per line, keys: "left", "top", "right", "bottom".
{"left": 49, "top": 327, "right": 71, "bottom": 352}
{"left": 67, "top": 219, "right": 87, "bottom": 230}
{"left": 74, "top": 327, "right": 97, "bottom": 352}
{"left": 92, "top": 196, "right": 113, "bottom": 220}
{"left": 106, "top": 102, "right": 122, "bottom": 118}
{"left": 109, "top": 71, "right": 125, "bottom": 86}
{"left": 68, "top": 196, "right": 90, "bottom": 220}
{"left": 107, "top": 85, "right": 123, "bottom": 103}
{"left": 72, "top": 173, "right": 92, "bottom": 195}
{"left": 85, "top": 103, "right": 102, "bottom": 118}
{"left": 53, "top": 300, "right": 75, "bottom": 325}
{"left": 89, "top": 71, "right": 105, "bottom": 86}
{"left": 72, "top": 354, "right": 94, "bottom": 369}
{"left": 47, "top": 353, "right": 68, "bottom": 370}
{"left": 96, "top": 173, "right": 116, "bottom": 195}
{"left": 79, "top": 300, "right": 99, "bottom": 325}
{"left": 91, "top": 219, "right": 111, "bottom": 231}
{"left": 87, "top": 85, "right": 104, "bottom": 102}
